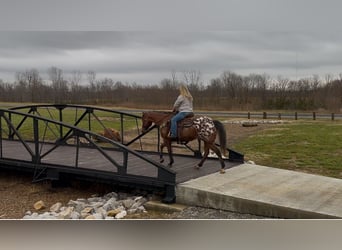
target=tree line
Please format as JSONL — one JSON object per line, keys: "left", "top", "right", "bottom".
{"left": 0, "top": 67, "right": 341, "bottom": 112}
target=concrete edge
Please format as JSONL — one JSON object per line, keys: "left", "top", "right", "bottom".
{"left": 176, "top": 186, "right": 339, "bottom": 219}
{"left": 144, "top": 200, "right": 188, "bottom": 213}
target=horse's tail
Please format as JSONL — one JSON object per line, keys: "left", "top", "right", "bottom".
{"left": 213, "top": 120, "right": 227, "bottom": 157}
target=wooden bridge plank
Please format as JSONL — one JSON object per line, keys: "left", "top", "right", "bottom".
{"left": 0, "top": 140, "right": 238, "bottom": 184}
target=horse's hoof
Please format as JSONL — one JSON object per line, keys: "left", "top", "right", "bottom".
{"left": 194, "top": 165, "right": 201, "bottom": 170}
{"left": 167, "top": 164, "right": 173, "bottom": 168}
{"left": 220, "top": 169, "right": 226, "bottom": 174}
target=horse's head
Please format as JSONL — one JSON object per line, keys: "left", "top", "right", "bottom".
{"left": 141, "top": 112, "right": 153, "bottom": 133}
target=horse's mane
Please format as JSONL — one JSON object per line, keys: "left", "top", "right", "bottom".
{"left": 143, "top": 110, "right": 174, "bottom": 125}
{"left": 146, "top": 110, "right": 173, "bottom": 114}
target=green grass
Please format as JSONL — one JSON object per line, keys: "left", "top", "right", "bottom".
{"left": 1, "top": 106, "right": 141, "bottom": 141}
{"left": 234, "top": 121, "right": 342, "bottom": 178}
{"left": 2, "top": 103, "right": 341, "bottom": 178}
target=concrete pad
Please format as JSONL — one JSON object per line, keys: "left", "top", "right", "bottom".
{"left": 176, "top": 163, "right": 342, "bottom": 218}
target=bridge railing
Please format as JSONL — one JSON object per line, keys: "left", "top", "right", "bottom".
{"left": 0, "top": 108, "right": 176, "bottom": 202}
{"left": 8, "top": 104, "right": 199, "bottom": 157}
{"left": 9, "top": 104, "right": 143, "bottom": 144}
{"left": 9, "top": 104, "right": 244, "bottom": 162}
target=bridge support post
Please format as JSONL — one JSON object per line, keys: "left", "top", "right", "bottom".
{"left": 33, "top": 117, "right": 40, "bottom": 164}
{"left": 162, "top": 184, "right": 176, "bottom": 204}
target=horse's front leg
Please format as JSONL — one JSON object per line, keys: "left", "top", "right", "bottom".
{"left": 159, "top": 141, "right": 165, "bottom": 163}
{"left": 165, "top": 139, "right": 174, "bottom": 167}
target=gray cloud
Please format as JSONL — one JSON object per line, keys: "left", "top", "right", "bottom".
{"left": 1, "top": 0, "right": 342, "bottom": 31}
{"left": 1, "top": 0, "right": 342, "bottom": 84}
{"left": 1, "top": 31, "right": 342, "bottom": 84}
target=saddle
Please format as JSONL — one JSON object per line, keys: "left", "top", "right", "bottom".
{"left": 177, "top": 113, "right": 194, "bottom": 128}
{"left": 165, "top": 112, "right": 194, "bottom": 138}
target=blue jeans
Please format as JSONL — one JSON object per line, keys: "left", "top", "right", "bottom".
{"left": 170, "top": 112, "right": 191, "bottom": 137}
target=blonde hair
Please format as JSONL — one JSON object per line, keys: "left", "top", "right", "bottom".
{"left": 179, "top": 84, "right": 193, "bottom": 101}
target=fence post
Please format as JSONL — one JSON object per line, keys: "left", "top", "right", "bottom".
{"left": 295, "top": 112, "right": 298, "bottom": 120}
{"left": 278, "top": 113, "right": 281, "bottom": 120}
{"left": 248, "top": 112, "right": 250, "bottom": 119}
{"left": 313, "top": 112, "right": 316, "bottom": 120}
{"left": 263, "top": 112, "right": 267, "bottom": 119}
{"left": 332, "top": 113, "right": 335, "bottom": 121}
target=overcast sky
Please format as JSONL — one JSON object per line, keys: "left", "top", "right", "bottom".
{"left": 1, "top": 0, "right": 342, "bottom": 85}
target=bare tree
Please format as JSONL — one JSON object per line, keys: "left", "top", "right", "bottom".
{"left": 70, "top": 70, "right": 83, "bottom": 103}
{"left": 183, "top": 70, "right": 201, "bottom": 86}
{"left": 87, "top": 70, "right": 97, "bottom": 103}
{"left": 48, "top": 66, "right": 67, "bottom": 103}
{"left": 171, "top": 70, "right": 178, "bottom": 86}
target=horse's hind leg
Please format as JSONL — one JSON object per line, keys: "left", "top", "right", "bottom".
{"left": 196, "top": 142, "right": 209, "bottom": 169}
{"left": 159, "top": 143, "right": 165, "bottom": 163}
{"left": 208, "top": 144, "right": 226, "bottom": 174}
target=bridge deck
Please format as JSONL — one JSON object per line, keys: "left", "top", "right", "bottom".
{"left": 0, "top": 140, "right": 238, "bottom": 184}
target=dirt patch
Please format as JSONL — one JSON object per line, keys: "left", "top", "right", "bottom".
{"left": 225, "top": 122, "right": 276, "bottom": 147}
{"left": 0, "top": 171, "right": 113, "bottom": 219}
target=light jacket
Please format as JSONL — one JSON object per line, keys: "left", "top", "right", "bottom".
{"left": 173, "top": 95, "right": 193, "bottom": 112}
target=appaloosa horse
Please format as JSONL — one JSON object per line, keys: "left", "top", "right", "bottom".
{"left": 141, "top": 111, "right": 227, "bottom": 174}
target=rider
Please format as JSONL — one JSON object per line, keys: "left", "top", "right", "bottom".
{"left": 169, "top": 84, "right": 193, "bottom": 139}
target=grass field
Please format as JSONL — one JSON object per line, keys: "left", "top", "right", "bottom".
{"left": 234, "top": 120, "right": 342, "bottom": 178}
{"left": 1, "top": 103, "right": 342, "bottom": 179}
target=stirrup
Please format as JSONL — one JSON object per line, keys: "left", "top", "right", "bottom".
{"left": 168, "top": 132, "right": 177, "bottom": 139}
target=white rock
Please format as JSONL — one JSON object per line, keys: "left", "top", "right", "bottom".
{"left": 58, "top": 207, "right": 74, "bottom": 219}
{"left": 103, "top": 192, "right": 118, "bottom": 200}
{"left": 87, "top": 197, "right": 103, "bottom": 203}
{"left": 127, "top": 208, "right": 137, "bottom": 214}
{"left": 122, "top": 199, "right": 134, "bottom": 209}
{"left": 50, "top": 202, "right": 62, "bottom": 213}
{"left": 89, "top": 201, "right": 104, "bottom": 208}
{"left": 92, "top": 213, "right": 104, "bottom": 220}
{"left": 23, "top": 191, "right": 148, "bottom": 220}
{"left": 76, "top": 198, "right": 87, "bottom": 203}
{"left": 96, "top": 207, "right": 107, "bottom": 218}
{"left": 70, "top": 211, "right": 81, "bottom": 220}
{"left": 137, "top": 206, "right": 146, "bottom": 213}
{"left": 115, "top": 210, "right": 127, "bottom": 219}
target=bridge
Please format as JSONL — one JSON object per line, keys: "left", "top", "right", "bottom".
{"left": 0, "top": 104, "right": 244, "bottom": 203}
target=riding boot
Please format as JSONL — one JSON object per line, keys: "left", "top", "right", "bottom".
{"left": 167, "top": 131, "right": 177, "bottom": 139}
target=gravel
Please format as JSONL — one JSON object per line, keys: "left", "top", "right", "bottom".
{"left": 136, "top": 206, "right": 268, "bottom": 219}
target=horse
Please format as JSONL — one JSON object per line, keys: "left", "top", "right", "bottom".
{"left": 141, "top": 111, "right": 228, "bottom": 174}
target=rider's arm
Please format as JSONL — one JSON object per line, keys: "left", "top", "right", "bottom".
{"left": 173, "top": 95, "right": 184, "bottom": 111}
